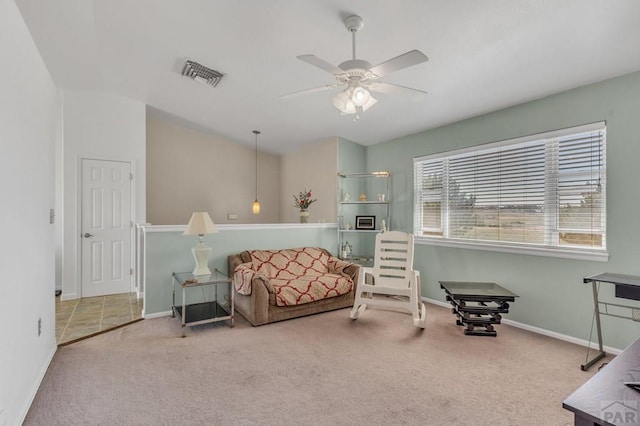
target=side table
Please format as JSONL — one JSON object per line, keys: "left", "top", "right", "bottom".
{"left": 172, "top": 269, "right": 234, "bottom": 337}
{"left": 439, "top": 281, "right": 518, "bottom": 336}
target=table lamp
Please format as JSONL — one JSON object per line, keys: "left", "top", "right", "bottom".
{"left": 183, "top": 212, "right": 218, "bottom": 276}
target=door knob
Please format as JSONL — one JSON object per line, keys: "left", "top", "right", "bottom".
{"left": 84, "top": 233, "right": 94, "bottom": 238}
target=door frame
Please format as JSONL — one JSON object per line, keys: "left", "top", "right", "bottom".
{"left": 77, "top": 155, "right": 137, "bottom": 298}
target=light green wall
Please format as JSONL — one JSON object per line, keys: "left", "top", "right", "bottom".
{"left": 338, "top": 137, "right": 366, "bottom": 173}
{"left": 143, "top": 225, "right": 338, "bottom": 316}
{"left": 367, "top": 71, "right": 640, "bottom": 350}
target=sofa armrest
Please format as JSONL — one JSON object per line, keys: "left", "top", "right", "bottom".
{"left": 327, "top": 257, "right": 359, "bottom": 285}
{"left": 233, "top": 263, "right": 255, "bottom": 295}
{"left": 228, "top": 251, "right": 251, "bottom": 273}
{"left": 228, "top": 252, "right": 270, "bottom": 326}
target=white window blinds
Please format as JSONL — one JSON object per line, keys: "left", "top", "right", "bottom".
{"left": 414, "top": 123, "right": 606, "bottom": 254}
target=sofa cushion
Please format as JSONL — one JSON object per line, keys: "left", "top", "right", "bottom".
{"left": 249, "top": 247, "right": 329, "bottom": 279}
{"left": 248, "top": 247, "right": 354, "bottom": 306}
{"left": 268, "top": 274, "right": 353, "bottom": 306}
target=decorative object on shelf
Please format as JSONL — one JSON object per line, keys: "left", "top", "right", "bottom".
{"left": 377, "top": 193, "right": 386, "bottom": 202}
{"left": 359, "top": 193, "right": 367, "bottom": 201}
{"left": 183, "top": 212, "right": 219, "bottom": 276}
{"left": 341, "top": 241, "right": 352, "bottom": 259}
{"left": 299, "top": 209, "right": 310, "bottom": 223}
{"left": 252, "top": 130, "right": 261, "bottom": 214}
{"left": 343, "top": 192, "right": 351, "bottom": 202}
{"left": 345, "top": 222, "right": 353, "bottom": 230}
{"left": 293, "top": 189, "right": 317, "bottom": 223}
{"left": 356, "top": 215, "right": 375, "bottom": 230}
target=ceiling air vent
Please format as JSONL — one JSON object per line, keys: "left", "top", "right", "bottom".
{"left": 181, "top": 59, "right": 224, "bottom": 87}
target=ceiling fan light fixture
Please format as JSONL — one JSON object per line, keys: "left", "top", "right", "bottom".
{"left": 351, "top": 85, "right": 370, "bottom": 107}
{"left": 333, "top": 85, "right": 377, "bottom": 115}
{"left": 361, "top": 94, "right": 377, "bottom": 112}
{"left": 332, "top": 90, "right": 356, "bottom": 114}
{"left": 287, "top": 14, "right": 428, "bottom": 117}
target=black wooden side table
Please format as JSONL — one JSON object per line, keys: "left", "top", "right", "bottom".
{"left": 439, "top": 281, "right": 518, "bottom": 336}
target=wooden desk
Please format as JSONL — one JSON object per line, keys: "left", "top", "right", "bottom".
{"left": 582, "top": 273, "right": 640, "bottom": 371}
{"left": 563, "top": 337, "right": 640, "bottom": 425}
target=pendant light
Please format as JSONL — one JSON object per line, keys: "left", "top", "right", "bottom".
{"left": 252, "top": 130, "right": 261, "bottom": 214}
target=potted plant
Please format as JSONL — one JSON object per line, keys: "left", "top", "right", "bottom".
{"left": 293, "top": 189, "right": 317, "bottom": 223}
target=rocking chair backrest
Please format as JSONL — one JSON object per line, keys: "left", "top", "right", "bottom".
{"left": 371, "top": 231, "right": 415, "bottom": 289}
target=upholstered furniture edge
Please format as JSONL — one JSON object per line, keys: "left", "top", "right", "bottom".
{"left": 228, "top": 248, "right": 359, "bottom": 326}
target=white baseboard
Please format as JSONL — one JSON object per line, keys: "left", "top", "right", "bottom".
{"left": 423, "top": 298, "right": 623, "bottom": 356}
{"left": 60, "top": 293, "right": 77, "bottom": 301}
{"left": 143, "top": 310, "right": 172, "bottom": 319}
{"left": 19, "top": 344, "right": 57, "bottom": 425}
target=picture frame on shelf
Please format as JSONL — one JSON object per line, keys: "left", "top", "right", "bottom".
{"left": 355, "top": 215, "right": 376, "bottom": 230}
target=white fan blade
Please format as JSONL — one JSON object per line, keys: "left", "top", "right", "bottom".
{"left": 369, "top": 50, "right": 428, "bottom": 78}
{"left": 280, "top": 84, "right": 341, "bottom": 100}
{"left": 297, "top": 54, "right": 344, "bottom": 75}
{"left": 368, "top": 82, "right": 427, "bottom": 97}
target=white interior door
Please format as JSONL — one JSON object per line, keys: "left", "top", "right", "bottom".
{"left": 81, "top": 159, "right": 132, "bottom": 297}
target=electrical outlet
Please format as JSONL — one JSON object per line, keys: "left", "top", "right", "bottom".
{"left": 38, "top": 317, "right": 41, "bottom": 336}
{"left": 49, "top": 208, "right": 55, "bottom": 224}
{"left": 632, "top": 308, "right": 640, "bottom": 322}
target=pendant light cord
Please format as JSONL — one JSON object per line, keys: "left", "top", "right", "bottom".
{"left": 253, "top": 130, "right": 260, "bottom": 201}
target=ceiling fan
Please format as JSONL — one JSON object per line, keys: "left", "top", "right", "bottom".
{"left": 282, "top": 15, "right": 428, "bottom": 119}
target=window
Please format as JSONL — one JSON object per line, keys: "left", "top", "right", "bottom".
{"left": 414, "top": 123, "right": 607, "bottom": 260}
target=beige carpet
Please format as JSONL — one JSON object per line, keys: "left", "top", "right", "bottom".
{"left": 25, "top": 304, "right": 606, "bottom": 425}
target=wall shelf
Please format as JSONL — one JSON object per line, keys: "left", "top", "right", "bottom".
{"left": 339, "top": 201, "right": 389, "bottom": 205}
{"left": 337, "top": 171, "right": 391, "bottom": 263}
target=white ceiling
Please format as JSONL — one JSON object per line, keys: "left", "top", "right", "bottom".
{"left": 16, "top": 0, "right": 640, "bottom": 154}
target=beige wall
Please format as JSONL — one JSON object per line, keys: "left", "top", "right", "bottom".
{"left": 147, "top": 115, "right": 340, "bottom": 225}
{"left": 146, "top": 116, "right": 281, "bottom": 225}
{"left": 280, "top": 138, "right": 338, "bottom": 223}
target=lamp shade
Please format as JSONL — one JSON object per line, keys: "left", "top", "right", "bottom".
{"left": 183, "top": 212, "right": 218, "bottom": 235}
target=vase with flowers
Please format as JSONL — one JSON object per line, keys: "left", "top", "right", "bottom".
{"left": 293, "top": 189, "right": 317, "bottom": 223}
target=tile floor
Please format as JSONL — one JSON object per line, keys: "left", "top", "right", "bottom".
{"left": 56, "top": 292, "right": 143, "bottom": 345}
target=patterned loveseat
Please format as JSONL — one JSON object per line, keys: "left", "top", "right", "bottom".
{"left": 228, "top": 247, "right": 359, "bottom": 326}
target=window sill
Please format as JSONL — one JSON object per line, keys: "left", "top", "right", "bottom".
{"left": 415, "top": 237, "right": 609, "bottom": 262}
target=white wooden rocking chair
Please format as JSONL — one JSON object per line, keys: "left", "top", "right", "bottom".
{"left": 350, "top": 231, "right": 426, "bottom": 328}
